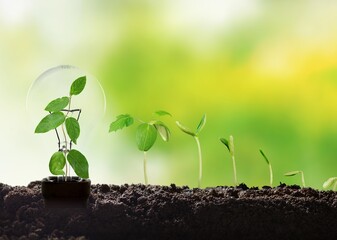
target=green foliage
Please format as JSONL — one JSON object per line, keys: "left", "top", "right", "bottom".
{"left": 109, "top": 110, "right": 171, "bottom": 184}
{"left": 35, "top": 112, "right": 65, "bottom": 133}
{"left": 196, "top": 114, "right": 206, "bottom": 135}
{"left": 35, "top": 76, "right": 89, "bottom": 179}
{"left": 155, "top": 110, "right": 172, "bottom": 117}
{"left": 153, "top": 121, "right": 170, "bottom": 141}
{"left": 65, "top": 117, "right": 80, "bottom": 144}
{"left": 259, "top": 149, "right": 269, "bottom": 165}
{"left": 284, "top": 170, "right": 305, "bottom": 187}
{"left": 176, "top": 114, "right": 206, "bottom": 188}
{"left": 109, "top": 114, "right": 134, "bottom": 132}
{"left": 323, "top": 177, "right": 337, "bottom": 190}
{"left": 45, "top": 97, "right": 69, "bottom": 112}
{"left": 49, "top": 151, "right": 66, "bottom": 175}
{"left": 136, "top": 123, "right": 157, "bottom": 151}
{"left": 67, "top": 149, "right": 89, "bottom": 179}
{"left": 70, "top": 76, "right": 86, "bottom": 96}
{"left": 176, "top": 113, "right": 206, "bottom": 137}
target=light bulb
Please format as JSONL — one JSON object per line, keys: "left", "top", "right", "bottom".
{"left": 26, "top": 65, "right": 106, "bottom": 153}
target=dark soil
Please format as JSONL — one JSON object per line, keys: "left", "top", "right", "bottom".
{"left": 1, "top": 182, "right": 337, "bottom": 240}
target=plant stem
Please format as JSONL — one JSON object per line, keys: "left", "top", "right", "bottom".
{"left": 301, "top": 171, "right": 306, "bottom": 188}
{"left": 143, "top": 151, "right": 148, "bottom": 185}
{"left": 194, "top": 136, "right": 202, "bottom": 188}
{"left": 232, "top": 154, "right": 238, "bottom": 186}
{"left": 269, "top": 164, "right": 273, "bottom": 187}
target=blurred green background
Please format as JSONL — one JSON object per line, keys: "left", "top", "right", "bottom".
{"left": 1, "top": 0, "right": 337, "bottom": 189}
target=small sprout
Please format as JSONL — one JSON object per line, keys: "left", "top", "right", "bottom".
{"left": 259, "top": 149, "right": 273, "bottom": 187}
{"left": 220, "top": 135, "right": 237, "bottom": 186}
{"left": 176, "top": 114, "right": 206, "bottom": 188}
{"left": 284, "top": 170, "right": 306, "bottom": 187}
{"left": 109, "top": 110, "right": 171, "bottom": 185}
{"left": 35, "top": 76, "right": 89, "bottom": 180}
{"left": 323, "top": 177, "right": 337, "bottom": 191}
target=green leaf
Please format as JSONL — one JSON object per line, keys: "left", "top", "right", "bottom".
{"left": 65, "top": 117, "right": 80, "bottom": 144}
{"left": 70, "top": 76, "right": 86, "bottom": 96}
{"left": 220, "top": 138, "right": 230, "bottom": 151}
{"left": 109, "top": 114, "right": 134, "bottom": 132}
{"left": 153, "top": 121, "right": 171, "bottom": 142}
{"left": 176, "top": 121, "right": 196, "bottom": 137}
{"left": 49, "top": 151, "right": 66, "bottom": 175}
{"left": 136, "top": 123, "right": 157, "bottom": 152}
{"left": 323, "top": 177, "right": 337, "bottom": 189}
{"left": 259, "top": 149, "right": 270, "bottom": 165}
{"left": 45, "top": 97, "right": 69, "bottom": 112}
{"left": 35, "top": 112, "right": 65, "bottom": 133}
{"left": 67, "top": 149, "right": 89, "bottom": 179}
{"left": 155, "top": 110, "right": 172, "bottom": 117}
{"left": 196, "top": 114, "right": 206, "bottom": 135}
{"left": 284, "top": 171, "right": 301, "bottom": 177}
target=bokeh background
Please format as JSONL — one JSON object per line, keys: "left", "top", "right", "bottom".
{"left": 1, "top": 0, "right": 337, "bottom": 189}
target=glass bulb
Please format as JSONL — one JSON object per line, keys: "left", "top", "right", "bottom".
{"left": 26, "top": 65, "right": 106, "bottom": 149}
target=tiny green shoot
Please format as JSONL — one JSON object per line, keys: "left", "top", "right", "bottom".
{"left": 109, "top": 111, "right": 171, "bottom": 185}
{"left": 220, "top": 135, "right": 238, "bottom": 186}
{"left": 284, "top": 170, "right": 305, "bottom": 187}
{"left": 259, "top": 149, "right": 273, "bottom": 187}
{"left": 176, "top": 114, "right": 206, "bottom": 188}
{"left": 35, "top": 76, "right": 89, "bottom": 180}
{"left": 323, "top": 177, "right": 337, "bottom": 191}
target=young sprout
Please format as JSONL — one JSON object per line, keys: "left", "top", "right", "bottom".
{"left": 109, "top": 111, "right": 171, "bottom": 185}
{"left": 259, "top": 149, "right": 273, "bottom": 187}
{"left": 220, "top": 135, "right": 237, "bottom": 186}
{"left": 284, "top": 170, "right": 306, "bottom": 187}
{"left": 35, "top": 76, "right": 89, "bottom": 180}
{"left": 176, "top": 114, "right": 206, "bottom": 189}
{"left": 323, "top": 177, "right": 337, "bottom": 191}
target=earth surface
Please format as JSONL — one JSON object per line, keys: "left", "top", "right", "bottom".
{"left": 1, "top": 182, "right": 337, "bottom": 240}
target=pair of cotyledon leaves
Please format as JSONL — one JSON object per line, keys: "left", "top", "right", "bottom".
{"left": 109, "top": 111, "right": 172, "bottom": 152}
{"left": 35, "top": 76, "right": 89, "bottom": 179}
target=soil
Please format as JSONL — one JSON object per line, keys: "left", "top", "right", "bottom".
{"left": 1, "top": 182, "right": 337, "bottom": 240}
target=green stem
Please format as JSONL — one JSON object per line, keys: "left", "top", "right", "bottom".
{"left": 194, "top": 136, "right": 202, "bottom": 188}
{"left": 333, "top": 181, "right": 337, "bottom": 191}
{"left": 301, "top": 171, "right": 306, "bottom": 188}
{"left": 143, "top": 151, "right": 148, "bottom": 185}
{"left": 269, "top": 164, "right": 273, "bottom": 187}
{"left": 232, "top": 154, "right": 237, "bottom": 186}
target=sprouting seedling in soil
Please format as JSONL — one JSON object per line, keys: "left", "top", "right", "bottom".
{"left": 220, "top": 135, "right": 238, "bottom": 186}
{"left": 284, "top": 170, "right": 305, "bottom": 187}
{"left": 176, "top": 114, "right": 206, "bottom": 189}
{"left": 323, "top": 177, "right": 337, "bottom": 191}
{"left": 109, "top": 111, "right": 171, "bottom": 185}
{"left": 259, "top": 149, "right": 273, "bottom": 187}
{"left": 35, "top": 76, "right": 89, "bottom": 180}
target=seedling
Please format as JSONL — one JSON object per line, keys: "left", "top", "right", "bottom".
{"left": 284, "top": 170, "right": 305, "bottom": 187}
{"left": 109, "top": 111, "right": 171, "bottom": 185}
{"left": 176, "top": 114, "right": 206, "bottom": 188}
{"left": 35, "top": 76, "right": 89, "bottom": 180}
{"left": 323, "top": 177, "right": 337, "bottom": 191}
{"left": 259, "top": 149, "right": 273, "bottom": 187}
{"left": 220, "top": 135, "right": 238, "bottom": 186}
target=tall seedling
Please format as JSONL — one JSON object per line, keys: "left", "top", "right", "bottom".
{"left": 109, "top": 111, "right": 171, "bottom": 185}
{"left": 259, "top": 149, "right": 273, "bottom": 187}
{"left": 35, "top": 76, "right": 89, "bottom": 180}
{"left": 220, "top": 135, "right": 237, "bottom": 186}
{"left": 176, "top": 114, "right": 206, "bottom": 188}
